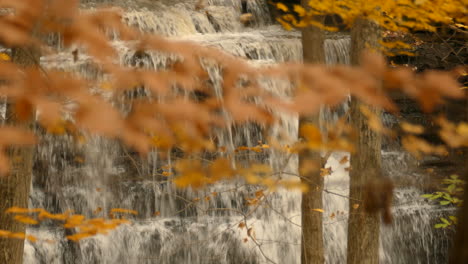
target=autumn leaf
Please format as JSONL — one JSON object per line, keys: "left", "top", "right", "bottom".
{"left": 255, "top": 190, "right": 264, "bottom": 198}
{"left": 27, "top": 235, "right": 38, "bottom": 242}
{"left": 359, "top": 105, "right": 389, "bottom": 134}
{"left": 339, "top": 156, "right": 349, "bottom": 164}
{"left": 276, "top": 3, "right": 289, "bottom": 12}
{"left": 293, "top": 5, "right": 306, "bottom": 17}
{"left": 110, "top": 208, "right": 138, "bottom": 215}
{"left": 14, "top": 215, "right": 38, "bottom": 225}
{"left": 64, "top": 214, "right": 85, "bottom": 228}
{"left": 0, "top": 52, "right": 11, "bottom": 61}
{"left": 320, "top": 167, "right": 332, "bottom": 177}
{"left": 402, "top": 135, "right": 448, "bottom": 158}
{"left": 312, "top": 208, "right": 324, "bottom": 213}
{"left": 67, "top": 232, "right": 93, "bottom": 242}
{"left": 38, "top": 211, "right": 68, "bottom": 221}
{"left": 93, "top": 207, "right": 103, "bottom": 215}
{"left": 401, "top": 122, "right": 424, "bottom": 134}
{"left": 6, "top": 207, "right": 44, "bottom": 214}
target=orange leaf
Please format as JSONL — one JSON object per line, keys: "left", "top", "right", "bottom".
{"left": 110, "top": 208, "right": 138, "bottom": 215}
{"left": 401, "top": 122, "right": 424, "bottom": 134}
{"left": 14, "top": 215, "right": 38, "bottom": 225}
{"left": 339, "top": 156, "right": 349, "bottom": 164}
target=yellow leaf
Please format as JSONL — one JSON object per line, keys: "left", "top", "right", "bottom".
{"left": 312, "top": 208, "right": 324, "bottom": 213}
{"left": 339, "top": 156, "right": 349, "bottom": 164}
{"left": 300, "top": 123, "right": 322, "bottom": 149}
{"left": 401, "top": 122, "right": 424, "bottom": 134}
{"left": 110, "top": 208, "right": 138, "bottom": 215}
{"left": 38, "top": 211, "right": 67, "bottom": 221}
{"left": 14, "top": 215, "right": 38, "bottom": 225}
{"left": 293, "top": 5, "right": 306, "bottom": 17}
{"left": 379, "top": 40, "right": 413, "bottom": 50}
{"left": 456, "top": 123, "right": 468, "bottom": 135}
{"left": 250, "top": 146, "right": 263, "bottom": 153}
{"left": 454, "top": 23, "right": 468, "bottom": 30}
{"left": 0, "top": 230, "right": 11, "bottom": 237}
{"left": 67, "top": 232, "right": 93, "bottom": 241}
{"left": 276, "top": 3, "right": 289, "bottom": 12}
{"left": 320, "top": 167, "right": 332, "bottom": 177}
{"left": 352, "top": 203, "right": 360, "bottom": 209}
{"left": 0, "top": 52, "right": 11, "bottom": 61}
{"left": 6, "top": 207, "right": 44, "bottom": 214}
{"left": 276, "top": 17, "right": 292, "bottom": 31}
{"left": 27, "top": 235, "right": 38, "bottom": 242}
{"left": 64, "top": 214, "right": 85, "bottom": 228}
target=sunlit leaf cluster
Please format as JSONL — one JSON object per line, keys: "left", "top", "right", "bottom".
{"left": 3, "top": 207, "right": 135, "bottom": 242}
{"left": 275, "top": 0, "right": 467, "bottom": 32}
{"left": 422, "top": 174, "right": 465, "bottom": 228}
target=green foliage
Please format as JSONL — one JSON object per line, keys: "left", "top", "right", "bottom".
{"left": 422, "top": 174, "right": 465, "bottom": 228}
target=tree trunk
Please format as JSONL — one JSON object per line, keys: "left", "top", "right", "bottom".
{"left": 346, "top": 18, "right": 381, "bottom": 264}
{"left": 0, "top": 47, "right": 39, "bottom": 264}
{"left": 300, "top": 2, "right": 326, "bottom": 263}
{"left": 450, "top": 170, "right": 468, "bottom": 263}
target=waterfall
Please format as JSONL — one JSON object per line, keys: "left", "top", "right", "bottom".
{"left": 23, "top": 1, "right": 452, "bottom": 263}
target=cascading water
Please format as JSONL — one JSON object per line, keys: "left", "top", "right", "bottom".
{"left": 23, "top": 0, "right": 452, "bottom": 263}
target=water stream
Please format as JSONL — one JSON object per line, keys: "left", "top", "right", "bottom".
{"left": 23, "top": 1, "right": 452, "bottom": 263}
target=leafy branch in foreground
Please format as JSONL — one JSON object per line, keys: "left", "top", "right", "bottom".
{"left": 2, "top": 0, "right": 462, "bottom": 175}
{"left": 422, "top": 174, "right": 465, "bottom": 228}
